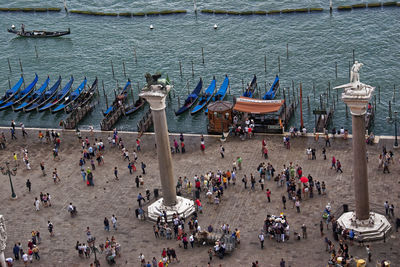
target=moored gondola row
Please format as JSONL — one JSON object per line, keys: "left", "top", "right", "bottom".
{"left": 1, "top": 74, "right": 280, "bottom": 130}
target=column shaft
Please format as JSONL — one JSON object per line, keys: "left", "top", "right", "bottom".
{"left": 151, "top": 108, "right": 177, "bottom": 206}
{"left": 352, "top": 114, "right": 370, "bottom": 220}
{"left": 0, "top": 251, "right": 5, "bottom": 267}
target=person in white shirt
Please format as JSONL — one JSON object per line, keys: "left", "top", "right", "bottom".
{"left": 68, "top": 203, "right": 74, "bottom": 212}
{"left": 34, "top": 198, "right": 40, "bottom": 211}
{"left": 138, "top": 253, "right": 145, "bottom": 264}
{"left": 189, "top": 234, "right": 195, "bottom": 248}
{"left": 306, "top": 148, "right": 312, "bottom": 160}
{"left": 22, "top": 253, "right": 28, "bottom": 264}
{"left": 111, "top": 215, "right": 117, "bottom": 230}
{"left": 258, "top": 232, "right": 264, "bottom": 249}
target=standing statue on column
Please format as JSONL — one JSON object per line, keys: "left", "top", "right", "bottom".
{"left": 350, "top": 61, "right": 363, "bottom": 85}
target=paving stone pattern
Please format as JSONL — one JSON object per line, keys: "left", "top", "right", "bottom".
{"left": 0, "top": 129, "right": 399, "bottom": 267}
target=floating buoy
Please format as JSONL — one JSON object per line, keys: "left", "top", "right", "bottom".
{"left": 213, "top": 24, "right": 218, "bottom": 29}
{"left": 150, "top": 24, "right": 154, "bottom": 30}
{"left": 11, "top": 25, "right": 15, "bottom": 29}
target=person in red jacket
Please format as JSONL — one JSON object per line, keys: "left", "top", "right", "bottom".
{"left": 266, "top": 189, "right": 271, "bottom": 203}
{"left": 331, "top": 156, "right": 336, "bottom": 170}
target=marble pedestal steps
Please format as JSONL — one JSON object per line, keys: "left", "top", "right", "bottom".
{"left": 337, "top": 212, "right": 391, "bottom": 241}
{"left": 148, "top": 196, "right": 196, "bottom": 221}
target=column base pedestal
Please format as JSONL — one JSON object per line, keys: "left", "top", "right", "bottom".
{"left": 147, "top": 196, "right": 195, "bottom": 221}
{"left": 337, "top": 211, "right": 391, "bottom": 241}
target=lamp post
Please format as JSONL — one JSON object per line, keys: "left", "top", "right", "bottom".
{"left": 89, "top": 237, "right": 100, "bottom": 267}
{"left": 0, "top": 162, "right": 17, "bottom": 199}
{"left": 387, "top": 111, "right": 399, "bottom": 148}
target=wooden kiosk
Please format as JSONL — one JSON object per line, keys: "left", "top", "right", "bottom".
{"left": 207, "top": 101, "right": 233, "bottom": 134}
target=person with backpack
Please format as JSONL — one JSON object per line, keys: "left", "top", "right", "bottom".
{"left": 141, "top": 162, "right": 146, "bottom": 175}
{"left": 47, "top": 221, "right": 54, "bottom": 237}
{"left": 220, "top": 145, "right": 225, "bottom": 158}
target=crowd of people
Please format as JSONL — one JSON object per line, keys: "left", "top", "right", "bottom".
{"left": 1, "top": 120, "right": 399, "bottom": 266}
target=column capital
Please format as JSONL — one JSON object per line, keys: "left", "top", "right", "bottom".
{"left": 139, "top": 85, "right": 172, "bottom": 111}
{"left": 341, "top": 83, "right": 374, "bottom": 116}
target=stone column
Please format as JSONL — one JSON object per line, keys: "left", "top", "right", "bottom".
{"left": 351, "top": 114, "right": 370, "bottom": 220}
{"left": 335, "top": 63, "right": 391, "bottom": 241}
{"left": 0, "top": 252, "right": 5, "bottom": 267}
{"left": 342, "top": 93, "right": 372, "bottom": 220}
{"left": 140, "top": 86, "right": 177, "bottom": 206}
{"left": 0, "top": 215, "right": 6, "bottom": 267}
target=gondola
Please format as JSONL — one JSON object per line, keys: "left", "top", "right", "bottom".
{"left": 103, "top": 79, "right": 131, "bottom": 116}
{"left": 175, "top": 78, "right": 202, "bottom": 116}
{"left": 24, "top": 76, "right": 61, "bottom": 112}
{"left": 191, "top": 77, "right": 216, "bottom": 115}
{"left": 14, "top": 76, "right": 50, "bottom": 112}
{"left": 0, "top": 76, "right": 24, "bottom": 106}
{"left": 65, "top": 77, "right": 98, "bottom": 114}
{"left": 0, "top": 74, "right": 38, "bottom": 110}
{"left": 262, "top": 75, "right": 280, "bottom": 100}
{"left": 51, "top": 77, "right": 87, "bottom": 113}
{"left": 124, "top": 97, "right": 145, "bottom": 116}
{"left": 205, "top": 75, "right": 229, "bottom": 114}
{"left": 7, "top": 27, "right": 70, "bottom": 38}
{"left": 242, "top": 74, "right": 257, "bottom": 98}
{"left": 39, "top": 76, "right": 74, "bottom": 112}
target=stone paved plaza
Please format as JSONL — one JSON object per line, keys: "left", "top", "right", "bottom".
{"left": 0, "top": 128, "right": 399, "bottom": 267}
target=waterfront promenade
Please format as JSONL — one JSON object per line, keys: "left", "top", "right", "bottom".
{"left": 0, "top": 127, "right": 399, "bottom": 266}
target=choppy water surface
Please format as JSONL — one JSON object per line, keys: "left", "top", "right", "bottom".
{"left": 0, "top": 1, "right": 399, "bottom": 134}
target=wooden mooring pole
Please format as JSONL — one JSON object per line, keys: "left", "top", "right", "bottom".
{"left": 201, "top": 47, "right": 204, "bottom": 64}
{"left": 191, "top": 60, "right": 194, "bottom": 77}
{"left": 102, "top": 80, "right": 108, "bottom": 109}
{"left": 7, "top": 58, "right": 11, "bottom": 73}
{"left": 286, "top": 43, "right": 289, "bottom": 59}
{"left": 111, "top": 60, "right": 115, "bottom": 78}
{"left": 19, "top": 58, "right": 23, "bottom": 73}
{"left": 352, "top": 49, "right": 355, "bottom": 64}
{"left": 378, "top": 86, "right": 381, "bottom": 103}
{"left": 393, "top": 84, "right": 396, "bottom": 102}
{"left": 300, "top": 82, "right": 303, "bottom": 128}
{"left": 335, "top": 62, "right": 337, "bottom": 79}
{"left": 389, "top": 100, "right": 392, "bottom": 118}
{"left": 133, "top": 48, "right": 137, "bottom": 64}
{"left": 123, "top": 61, "right": 126, "bottom": 78}
{"left": 264, "top": 55, "right": 267, "bottom": 73}
{"left": 179, "top": 61, "right": 182, "bottom": 77}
